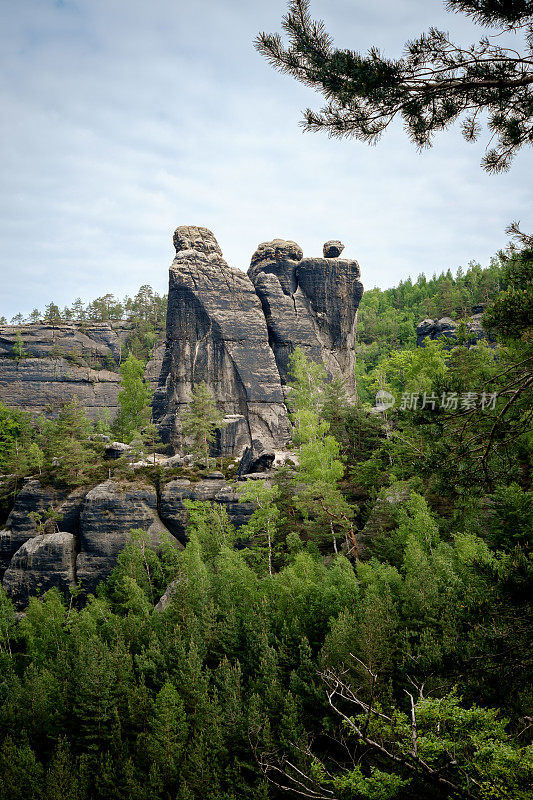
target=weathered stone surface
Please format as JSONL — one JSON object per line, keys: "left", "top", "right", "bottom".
{"left": 0, "top": 479, "right": 62, "bottom": 576}
{"left": 152, "top": 226, "right": 291, "bottom": 455}
{"left": 248, "top": 239, "right": 363, "bottom": 395}
{"left": 0, "top": 322, "right": 162, "bottom": 420}
{"left": 0, "top": 322, "right": 125, "bottom": 362}
{"left": 323, "top": 240, "right": 345, "bottom": 258}
{"left": 2, "top": 532, "right": 76, "bottom": 609}
{"left": 237, "top": 439, "right": 275, "bottom": 478}
{"left": 160, "top": 477, "right": 255, "bottom": 542}
{"left": 216, "top": 414, "right": 250, "bottom": 457}
{"left": 55, "top": 488, "right": 88, "bottom": 534}
{"left": 0, "top": 358, "right": 122, "bottom": 420}
{"left": 76, "top": 480, "right": 180, "bottom": 595}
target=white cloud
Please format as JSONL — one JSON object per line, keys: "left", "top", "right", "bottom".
{"left": 1, "top": 0, "right": 532, "bottom": 318}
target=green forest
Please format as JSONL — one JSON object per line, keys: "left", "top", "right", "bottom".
{"left": 0, "top": 239, "right": 531, "bottom": 800}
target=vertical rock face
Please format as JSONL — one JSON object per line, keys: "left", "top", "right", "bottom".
{"left": 2, "top": 532, "right": 77, "bottom": 610}
{"left": 152, "top": 226, "right": 291, "bottom": 454}
{"left": 153, "top": 227, "right": 364, "bottom": 453}
{"left": 76, "top": 480, "right": 180, "bottom": 595}
{"left": 248, "top": 238, "right": 363, "bottom": 395}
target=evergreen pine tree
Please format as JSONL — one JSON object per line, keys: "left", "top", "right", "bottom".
{"left": 181, "top": 382, "right": 224, "bottom": 465}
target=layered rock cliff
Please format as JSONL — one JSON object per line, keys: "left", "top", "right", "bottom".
{"left": 0, "top": 321, "right": 163, "bottom": 419}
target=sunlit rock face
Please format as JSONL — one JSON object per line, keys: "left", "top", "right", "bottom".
{"left": 152, "top": 226, "right": 291, "bottom": 455}
{"left": 248, "top": 238, "right": 364, "bottom": 396}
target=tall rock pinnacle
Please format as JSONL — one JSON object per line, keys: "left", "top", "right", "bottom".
{"left": 152, "top": 226, "right": 291, "bottom": 454}
{"left": 248, "top": 238, "right": 363, "bottom": 396}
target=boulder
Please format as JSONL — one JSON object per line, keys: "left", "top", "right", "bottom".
{"left": 105, "top": 441, "right": 133, "bottom": 459}
{"left": 323, "top": 240, "right": 345, "bottom": 258}
{"left": 152, "top": 226, "right": 291, "bottom": 457}
{"left": 76, "top": 480, "right": 180, "bottom": 595}
{"left": 237, "top": 439, "right": 275, "bottom": 478}
{"left": 163, "top": 453, "right": 184, "bottom": 469}
{"left": 2, "top": 532, "right": 76, "bottom": 609}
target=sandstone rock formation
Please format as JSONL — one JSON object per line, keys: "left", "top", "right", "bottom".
{"left": 248, "top": 237, "right": 363, "bottom": 395}
{"left": 2, "top": 532, "right": 76, "bottom": 610}
{"left": 237, "top": 439, "right": 275, "bottom": 478}
{"left": 416, "top": 306, "right": 493, "bottom": 348}
{"left": 0, "top": 321, "right": 163, "bottom": 420}
{"left": 153, "top": 227, "right": 364, "bottom": 455}
{"left": 160, "top": 476, "right": 255, "bottom": 542}
{"left": 0, "top": 479, "right": 62, "bottom": 576}
{"left": 1, "top": 475, "right": 258, "bottom": 606}
{"left": 76, "top": 480, "right": 180, "bottom": 595}
{"left": 152, "top": 226, "right": 292, "bottom": 454}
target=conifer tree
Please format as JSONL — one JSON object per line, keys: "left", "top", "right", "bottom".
{"left": 238, "top": 480, "right": 281, "bottom": 576}
{"left": 257, "top": 0, "right": 533, "bottom": 172}
{"left": 181, "top": 382, "right": 224, "bottom": 465}
{"left": 12, "top": 331, "right": 26, "bottom": 361}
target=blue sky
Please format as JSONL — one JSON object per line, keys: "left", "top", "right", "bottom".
{"left": 1, "top": 0, "right": 532, "bottom": 319}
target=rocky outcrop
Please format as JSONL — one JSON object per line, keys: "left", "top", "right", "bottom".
{"left": 0, "top": 322, "right": 163, "bottom": 420}
{"left": 0, "top": 479, "right": 62, "bottom": 576}
{"left": 76, "top": 480, "right": 180, "bottom": 595}
{"left": 0, "top": 472, "right": 272, "bottom": 607}
{"left": 416, "top": 307, "right": 493, "bottom": 348}
{"left": 152, "top": 226, "right": 292, "bottom": 454}
{"left": 237, "top": 440, "right": 275, "bottom": 478}
{"left": 248, "top": 238, "right": 363, "bottom": 395}
{"left": 153, "top": 227, "right": 363, "bottom": 455}
{"left": 2, "top": 532, "right": 76, "bottom": 609}
{"left": 160, "top": 476, "right": 255, "bottom": 542}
